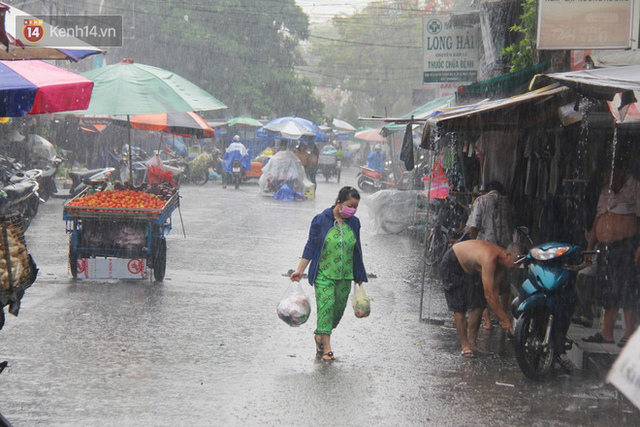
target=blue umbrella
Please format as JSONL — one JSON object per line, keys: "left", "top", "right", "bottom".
{"left": 257, "top": 116, "right": 328, "bottom": 143}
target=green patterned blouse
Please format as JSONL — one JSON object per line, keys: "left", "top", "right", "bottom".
{"left": 318, "top": 221, "right": 356, "bottom": 280}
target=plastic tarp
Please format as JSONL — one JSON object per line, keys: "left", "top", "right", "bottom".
{"left": 361, "top": 189, "right": 420, "bottom": 234}
{"left": 259, "top": 150, "right": 308, "bottom": 195}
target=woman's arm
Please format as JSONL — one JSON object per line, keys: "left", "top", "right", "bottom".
{"left": 290, "top": 258, "right": 310, "bottom": 282}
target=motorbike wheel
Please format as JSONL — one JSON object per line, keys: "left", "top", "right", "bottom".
{"left": 152, "top": 237, "right": 167, "bottom": 282}
{"left": 337, "top": 167, "right": 341, "bottom": 183}
{"left": 357, "top": 175, "right": 376, "bottom": 193}
{"left": 191, "top": 170, "right": 209, "bottom": 186}
{"left": 234, "top": 176, "right": 240, "bottom": 189}
{"left": 69, "top": 237, "right": 78, "bottom": 279}
{"left": 424, "top": 228, "right": 448, "bottom": 266}
{"left": 514, "top": 310, "right": 556, "bottom": 380}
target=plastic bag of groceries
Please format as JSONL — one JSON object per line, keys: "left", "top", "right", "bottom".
{"left": 352, "top": 282, "right": 372, "bottom": 318}
{"left": 277, "top": 280, "right": 311, "bottom": 327}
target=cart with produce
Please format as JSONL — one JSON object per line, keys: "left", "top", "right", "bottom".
{"left": 63, "top": 183, "right": 180, "bottom": 282}
{"left": 0, "top": 214, "right": 38, "bottom": 329}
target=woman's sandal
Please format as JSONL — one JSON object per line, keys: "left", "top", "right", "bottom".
{"left": 322, "top": 351, "right": 335, "bottom": 361}
{"left": 314, "top": 335, "right": 324, "bottom": 356}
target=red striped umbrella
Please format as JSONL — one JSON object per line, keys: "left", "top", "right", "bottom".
{"left": 0, "top": 59, "right": 93, "bottom": 117}
{"left": 114, "top": 111, "right": 215, "bottom": 138}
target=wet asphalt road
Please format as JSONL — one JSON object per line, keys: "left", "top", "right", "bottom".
{"left": 0, "top": 166, "right": 639, "bottom": 426}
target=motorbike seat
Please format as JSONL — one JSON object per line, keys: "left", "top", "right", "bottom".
{"left": 9, "top": 169, "right": 42, "bottom": 183}
{"left": 69, "top": 169, "right": 110, "bottom": 181}
{"left": 2, "top": 181, "right": 37, "bottom": 199}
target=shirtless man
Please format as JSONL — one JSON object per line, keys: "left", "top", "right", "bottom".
{"left": 582, "top": 166, "right": 640, "bottom": 347}
{"left": 440, "top": 240, "right": 522, "bottom": 358}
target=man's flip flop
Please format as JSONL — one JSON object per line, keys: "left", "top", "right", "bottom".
{"left": 582, "top": 333, "right": 614, "bottom": 344}
{"left": 617, "top": 337, "right": 629, "bottom": 348}
{"left": 460, "top": 349, "right": 476, "bottom": 358}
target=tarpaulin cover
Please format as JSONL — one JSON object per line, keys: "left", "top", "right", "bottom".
{"left": 259, "top": 150, "right": 307, "bottom": 194}
{"left": 0, "top": 60, "right": 93, "bottom": 117}
{"left": 361, "top": 189, "right": 420, "bottom": 235}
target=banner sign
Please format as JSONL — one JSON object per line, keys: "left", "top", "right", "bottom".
{"left": 537, "top": 0, "right": 633, "bottom": 49}
{"left": 76, "top": 258, "right": 147, "bottom": 280}
{"left": 423, "top": 14, "right": 480, "bottom": 84}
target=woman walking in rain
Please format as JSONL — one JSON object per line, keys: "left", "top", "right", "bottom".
{"left": 290, "top": 186, "right": 368, "bottom": 361}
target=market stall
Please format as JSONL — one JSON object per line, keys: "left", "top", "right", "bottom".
{"left": 63, "top": 184, "right": 179, "bottom": 281}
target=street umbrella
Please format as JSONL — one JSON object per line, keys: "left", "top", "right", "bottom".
{"left": 227, "top": 117, "right": 262, "bottom": 127}
{"left": 0, "top": 3, "right": 105, "bottom": 61}
{"left": 257, "top": 116, "right": 328, "bottom": 143}
{"left": 0, "top": 60, "right": 93, "bottom": 117}
{"left": 354, "top": 128, "right": 385, "bottom": 142}
{"left": 67, "top": 59, "right": 228, "bottom": 180}
{"left": 332, "top": 118, "right": 357, "bottom": 132}
{"left": 113, "top": 112, "right": 215, "bottom": 138}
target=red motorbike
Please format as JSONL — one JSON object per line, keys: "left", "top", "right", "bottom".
{"left": 356, "top": 165, "right": 411, "bottom": 193}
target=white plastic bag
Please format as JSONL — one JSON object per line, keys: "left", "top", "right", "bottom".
{"left": 352, "top": 282, "right": 372, "bottom": 318}
{"left": 277, "top": 281, "right": 311, "bottom": 327}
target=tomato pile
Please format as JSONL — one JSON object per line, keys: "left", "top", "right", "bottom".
{"left": 67, "top": 189, "right": 166, "bottom": 210}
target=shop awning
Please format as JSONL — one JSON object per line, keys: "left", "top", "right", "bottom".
{"left": 381, "top": 95, "right": 454, "bottom": 136}
{"left": 421, "top": 84, "right": 569, "bottom": 148}
{"left": 532, "top": 65, "right": 640, "bottom": 100}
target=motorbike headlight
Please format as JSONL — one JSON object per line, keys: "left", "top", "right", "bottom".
{"left": 530, "top": 246, "right": 570, "bottom": 261}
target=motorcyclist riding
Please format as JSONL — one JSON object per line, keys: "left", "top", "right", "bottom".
{"left": 367, "top": 144, "right": 386, "bottom": 172}
{"left": 222, "top": 135, "right": 251, "bottom": 189}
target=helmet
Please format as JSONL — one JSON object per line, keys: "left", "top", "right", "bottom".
{"left": 374, "top": 144, "right": 382, "bottom": 150}
{"left": 233, "top": 135, "right": 240, "bottom": 142}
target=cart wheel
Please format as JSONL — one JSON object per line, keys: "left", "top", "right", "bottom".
{"left": 337, "top": 168, "right": 341, "bottom": 183}
{"left": 69, "top": 237, "right": 78, "bottom": 279}
{"left": 191, "top": 170, "right": 209, "bottom": 186}
{"left": 152, "top": 237, "right": 167, "bottom": 282}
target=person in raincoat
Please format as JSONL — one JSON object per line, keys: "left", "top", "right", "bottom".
{"left": 290, "top": 186, "right": 368, "bottom": 361}
{"left": 222, "top": 135, "right": 251, "bottom": 188}
{"left": 367, "top": 144, "right": 386, "bottom": 172}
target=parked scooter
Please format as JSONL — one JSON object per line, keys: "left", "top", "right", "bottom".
{"left": 0, "top": 174, "right": 42, "bottom": 231}
{"left": 356, "top": 164, "right": 411, "bottom": 193}
{"left": 511, "top": 242, "right": 598, "bottom": 380}
{"left": 69, "top": 168, "right": 115, "bottom": 198}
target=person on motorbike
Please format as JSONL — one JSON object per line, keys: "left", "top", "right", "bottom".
{"left": 222, "top": 135, "right": 251, "bottom": 189}
{"left": 367, "top": 144, "right": 386, "bottom": 172}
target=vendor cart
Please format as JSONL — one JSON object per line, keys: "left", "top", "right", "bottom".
{"left": 318, "top": 153, "right": 341, "bottom": 182}
{"left": 63, "top": 191, "right": 180, "bottom": 281}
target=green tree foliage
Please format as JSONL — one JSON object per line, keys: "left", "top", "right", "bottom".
{"left": 501, "top": 0, "right": 538, "bottom": 73}
{"left": 103, "top": 0, "right": 323, "bottom": 121}
{"left": 308, "top": 2, "right": 423, "bottom": 121}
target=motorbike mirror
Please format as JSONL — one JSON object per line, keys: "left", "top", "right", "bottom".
{"left": 516, "top": 226, "right": 529, "bottom": 235}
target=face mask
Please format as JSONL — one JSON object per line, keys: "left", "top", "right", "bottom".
{"left": 340, "top": 205, "right": 357, "bottom": 218}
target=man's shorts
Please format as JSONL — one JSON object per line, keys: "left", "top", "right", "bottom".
{"left": 596, "top": 236, "right": 639, "bottom": 309}
{"left": 440, "top": 247, "right": 486, "bottom": 313}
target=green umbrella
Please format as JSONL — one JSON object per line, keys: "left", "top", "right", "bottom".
{"left": 66, "top": 60, "right": 227, "bottom": 180}
{"left": 72, "top": 61, "right": 228, "bottom": 116}
{"left": 227, "top": 117, "right": 262, "bottom": 127}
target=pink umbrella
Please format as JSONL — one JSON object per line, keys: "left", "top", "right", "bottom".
{"left": 0, "top": 59, "right": 93, "bottom": 116}
{"left": 354, "top": 128, "right": 385, "bottom": 142}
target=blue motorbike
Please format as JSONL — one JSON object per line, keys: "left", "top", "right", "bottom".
{"left": 511, "top": 242, "right": 597, "bottom": 380}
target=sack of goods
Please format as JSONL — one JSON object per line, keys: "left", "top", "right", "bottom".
{"left": 0, "top": 219, "right": 37, "bottom": 291}
{"left": 277, "top": 281, "right": 311, "bottom": 327}
{"left": 352, "top": 283, "right": 371, "bottom": 318}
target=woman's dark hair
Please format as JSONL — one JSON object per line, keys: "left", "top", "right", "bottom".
{"left": 336, "top": 186, "right": 360, "bottom": 204}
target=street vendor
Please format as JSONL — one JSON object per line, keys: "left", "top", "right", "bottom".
{"left": 222, "top": 135, "right": 251, "bottom": 189}
{"left": 582, "top": 160, "right": 640, "bottom": 348}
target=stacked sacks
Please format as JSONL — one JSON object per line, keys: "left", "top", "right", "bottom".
{"left": 0, "top": 219, "right": 36, "bottom": 291}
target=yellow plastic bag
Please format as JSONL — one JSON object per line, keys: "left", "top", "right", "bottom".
{"left": 352, "top": 283, "right": 372, "bottom": 318}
